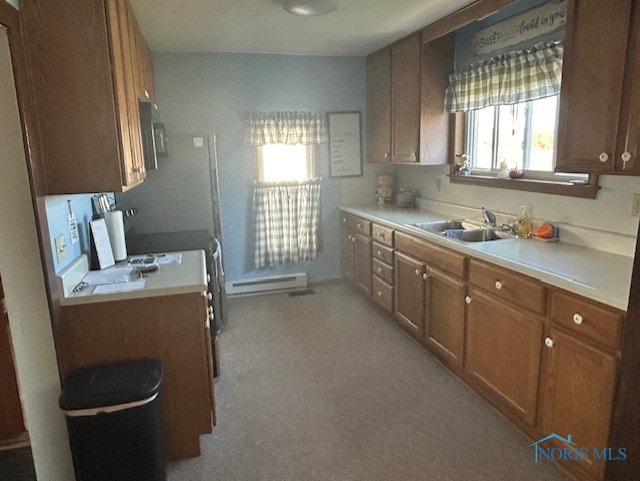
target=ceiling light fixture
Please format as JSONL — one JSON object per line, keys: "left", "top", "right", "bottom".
{"left": 283, "top": 0, "right": 338, "bottom": 17}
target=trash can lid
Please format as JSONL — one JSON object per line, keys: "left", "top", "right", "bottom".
{"left": 59, "top": 359, "right": 163, "bottom": 411}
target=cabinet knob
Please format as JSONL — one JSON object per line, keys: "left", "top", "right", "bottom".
{"left": 464, "top": 296, "right": 472, "bottom": 304}
{"left": 377, "top": 267, "right": 382, "bottom": 273}
{"left": 422, "top": 273, "right": 428, "bottom": 280}
{"left": 573, "top": 313, "right": 583, "bottom": 325}
{"left": 207, "top": 274, "right": 211, "bottom": 283}
{"left": 495, "top": 280, "right": 503, "bottom": 290}
{"left": 377, "top": 291, "right": 383, "bottom": 297}
{"left": 342, "top": 218, "right": 346, "bottom": 224}
{"left": 377, "top": 250, "right": 382, "bottom": 256}
{"left": 144, "top": 89, "right": 149, "bottom": 99}
{"left": 357, "top": 223, "right": 362, "bottom": 229}
{"left": 599, "top": 152, "right": 609, "bottom": 163}
{"left": 545, "top": 337, "right": 555, "bottom": 348}
{"left": 414, "top": 268, "right": 421, "bottom": 276}
{"left": 622, "top": 151, "right": 633, "bottom": 167}
{"left": 384, "top": 152, "right": 390, "bottom": 158}
{"left": 207, "top": 292, "right": 213, "bottom": 301}
{"left": 351, "top": 237, "right": 356, "bottom": 243}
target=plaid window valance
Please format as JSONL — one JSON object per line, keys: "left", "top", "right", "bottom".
{"left": 444, "top": 41, "right": 563, "bottom": 112}
{"left": 246, "top": 111, "right": 328, "bottom": 145}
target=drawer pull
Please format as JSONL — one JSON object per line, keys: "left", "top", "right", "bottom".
{"left": 422, "top": 273, "right": 428, "bottom": 280}
{"left": 342, "top": 218, "right": 346, "bottom": 223}
{"left": 207, "top": 292, "right": 213, "bottom": 301}
{"left": 357, "top": 223, "right": 362, "bottom": 229}
{"left": 465, "top": 296, "right": 472, "bottom": 304}
{"left": 545, "top": 337, "right": 555, "bottom": 348}
{"left": 377, "top": 291, "right": 383, "bottom": 297}
{"left": 414, "top": 268, "right": 421, "bottom": 276}
{"left": 378, "top": 233, "right": 385, "bottom": 239}
{"left": 377, "top": 250, "right": 382, "bottom": 256}
{"left": 495, "top": 280, "right": 503, "bottom": 290}
{"left": 573, "top": 313, "right": 583, "bottom": 325}
{"left": 599, "top": 152, "right": 609, "bottom": 163}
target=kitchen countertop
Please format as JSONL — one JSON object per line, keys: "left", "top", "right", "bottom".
{"left": 59, "top": 250, "right": 208, "bottom": 306}
{"left": 341, "top": 204, "right": 633, "bottom": 311}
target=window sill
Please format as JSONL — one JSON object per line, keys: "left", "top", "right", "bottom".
{"left": 448, "top": 171, "right": 599, "bottom": 199}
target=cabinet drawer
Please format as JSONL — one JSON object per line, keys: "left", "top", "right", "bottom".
{"left": 372, "top": 276, "right": 393, "bottom": 312}
{"left": 371, "top": 224, "right": 394, "bottom": 247}
{"left": 340, "top": 212, "right": 371, "bottom": 236}
{"left": 395, "top": 232, "right": 465, "bottom": 278}
{"left": 372, "top": 258, "right": 394, "bottom": 285}
{"left": 468, "top": 259, "right": 546, "bottom": 315}
{"left": 372, "top": 243, "right": 394, "bottom": 265}
{"left": 550, "top": 290, "right": 624, "bottom": 352}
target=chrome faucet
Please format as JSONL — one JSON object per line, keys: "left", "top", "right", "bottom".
{"left": 481, "top": 205, "right": 497, "bottom": 226}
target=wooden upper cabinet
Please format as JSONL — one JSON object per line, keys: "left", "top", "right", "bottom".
{"left": 366, "top": 49, "right": 391, "bottom": 163}
{"left": 20, "top": 0, "right": 154, "bottom": 194}
{"left": 555, "top": 0, "right": 634, "bottom": 174}
{"left": 391, "top": 34, "right": 421, "bottom": 163}
{"left": 420, "top": 33, "right": 454, "bottom": 165}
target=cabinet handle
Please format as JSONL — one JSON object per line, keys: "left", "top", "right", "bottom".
{"left": 495, "top": 280, "right": 503, "bottom": 290}
{"left": 622, "top": 151, "right": 632, "bottom": 168}
{"left": 377, "top": 291, "right": 383, "bottom": 297}
{"left": 545, "top": 337, "right": 555, "bottom": 348}
{"left": 378, "top": 233, "right": 385, "bottom": 239}
{"left": 464, "top": 296, "right": 472, "bottom": 304}
{"left": 422, "top": 273, "right": 428, "bottom": 280}
{"left": 414, "top": 268, "right": 421, "bottom": 276}
{"left": 207, "top": 274, "right": 211, "bottom": 283}
{"left": 573, "top": 313, "right": 583, "bottom": 325}
{"left": 599, "top": 152, "right": 609, "bottom": 163}
{"left": 144, "top": 89, "right": 149, "bottom": 99}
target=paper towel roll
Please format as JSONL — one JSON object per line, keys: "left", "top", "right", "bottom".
{"left": 104, "top": 210, "right": 127, "bottom": 261}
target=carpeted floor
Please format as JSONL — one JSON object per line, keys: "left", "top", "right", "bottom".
{"left": 168, "top": 282, "right": 566, "bottom": 481}
{"left": 0, "top": 446, "right": 36, "bottom": 481}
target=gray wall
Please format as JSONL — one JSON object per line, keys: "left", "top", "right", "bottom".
{"left": 152, "top": 52, "right": 378, "bottom": 283}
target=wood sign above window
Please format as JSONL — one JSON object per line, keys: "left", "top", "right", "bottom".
{"left": 471, "top": 0, "right": 566, "bottom": 59}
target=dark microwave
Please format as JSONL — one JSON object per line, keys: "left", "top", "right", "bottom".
{"left": 139, "top": 101, "right": 167, "bottom": 170}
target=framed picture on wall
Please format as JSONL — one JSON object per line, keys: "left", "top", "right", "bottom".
{"left": 328, "top": 111, "right": 362, "bottom": 178}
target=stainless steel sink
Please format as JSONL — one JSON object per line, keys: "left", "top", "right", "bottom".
{"left": 405, "top": 219, "right": 515, "bottom": 243}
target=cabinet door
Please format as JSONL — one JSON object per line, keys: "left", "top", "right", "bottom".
{"left": 341, "top": 226, "right": 355, "bottom": 283}
{"left": 540, "top": 328, "right": 617, "bottom": 480}
{"left": 394, "top": 252, "right": 425, "bottom": 337}
{"left": 354, "top": 233, "right": 372, "bottom": 296}
{"left": 465, "top": 287, "right": 544, "bottom": 426}
{"left": 424, "top": 268, "right": 465, "bottom": 369}
{"left": 391, "top": 34, "right": 421, "bottom": 163}
{"left": 616, "top": 1, "right": 640, "bottom": 174}
{"left": 556, "top": 0, "right": 632, "bottom": 173}
{"left": 366, "top": 49, "right": 391, "bottom": 163}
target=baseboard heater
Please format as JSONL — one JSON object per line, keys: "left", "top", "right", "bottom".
{"left": 226, "top": 273, "right": 307, "bottom": 296}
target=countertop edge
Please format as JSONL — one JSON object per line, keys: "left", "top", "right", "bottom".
{"left": 340, "top": 206, "right": 630, "bottom": 311}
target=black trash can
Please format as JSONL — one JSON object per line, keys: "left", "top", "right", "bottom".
{"left": 59, "top": 359, "right": 166, "bottom": 481}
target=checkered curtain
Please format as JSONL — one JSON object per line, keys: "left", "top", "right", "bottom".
{"left": 444, "top": 41, "right": 563, "bottom": 112}
{"left": 246, "top": 112, "right": 328, "bottom": 145}
{"left": 253, "top": 178, "right": 322, "bottom": 268}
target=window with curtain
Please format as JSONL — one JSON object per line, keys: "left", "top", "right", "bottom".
{"left": 445, "top": 41, "right": 596, "bottom": 195}
{"left": 246, "top": 111, "right": 326, "bottom": 268}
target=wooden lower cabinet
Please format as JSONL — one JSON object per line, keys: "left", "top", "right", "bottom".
{"left": 540, "top": 328, "right": 618, "bottom": 480}
{"left": 354, "top": 233, "right": 372, "bottom": 295}
{"left": 341, "top": 226, "right": 356, "bottom": 284}
{"left": 424, "top": 268, "right": 465, "bottom": 368}
{"left": 394, "top": 251, "right": 425, "bottom": 337}
{"left": 465, "top": 287, "right": 544, "bottom": 427}
{"left": 58, "top": 292, "right": 214, "bottom": 461}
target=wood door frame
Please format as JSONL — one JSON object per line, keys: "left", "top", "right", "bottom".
{"left": 0, "top": 274, "right": 25, "bottom": 440}
{"left": 1, "top": 0, "right": 64, "bottom": 376}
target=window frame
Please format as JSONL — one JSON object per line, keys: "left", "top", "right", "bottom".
{"left": 253, "top": 144, "right": 320, "bottom": 183}
{"left": 449, "top": 110, "right": 599, "bottom": 199}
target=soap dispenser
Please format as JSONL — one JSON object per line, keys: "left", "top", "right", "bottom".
{"left": 517, "top": 205, "right": 533, "bottom": 238}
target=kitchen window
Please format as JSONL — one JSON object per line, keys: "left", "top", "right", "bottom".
{"left": 254, "top": 143, "right": 319, "bottom": 182}
{"left": 445, "top": 41, "right": 598, "bottom": 198}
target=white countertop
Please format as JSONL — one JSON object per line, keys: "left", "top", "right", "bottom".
{"left": 341, "top": 204, "right": 633, "bottom": 311}
{"left": 59, "top": 250, "right": 208, "bottom": 306}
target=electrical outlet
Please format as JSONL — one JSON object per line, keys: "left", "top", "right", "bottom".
{"left": 632, "top": 194, "right": 640, "bottom": 217}
{"left": 55, "top": 235, "right": 67, "bottom": 262}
